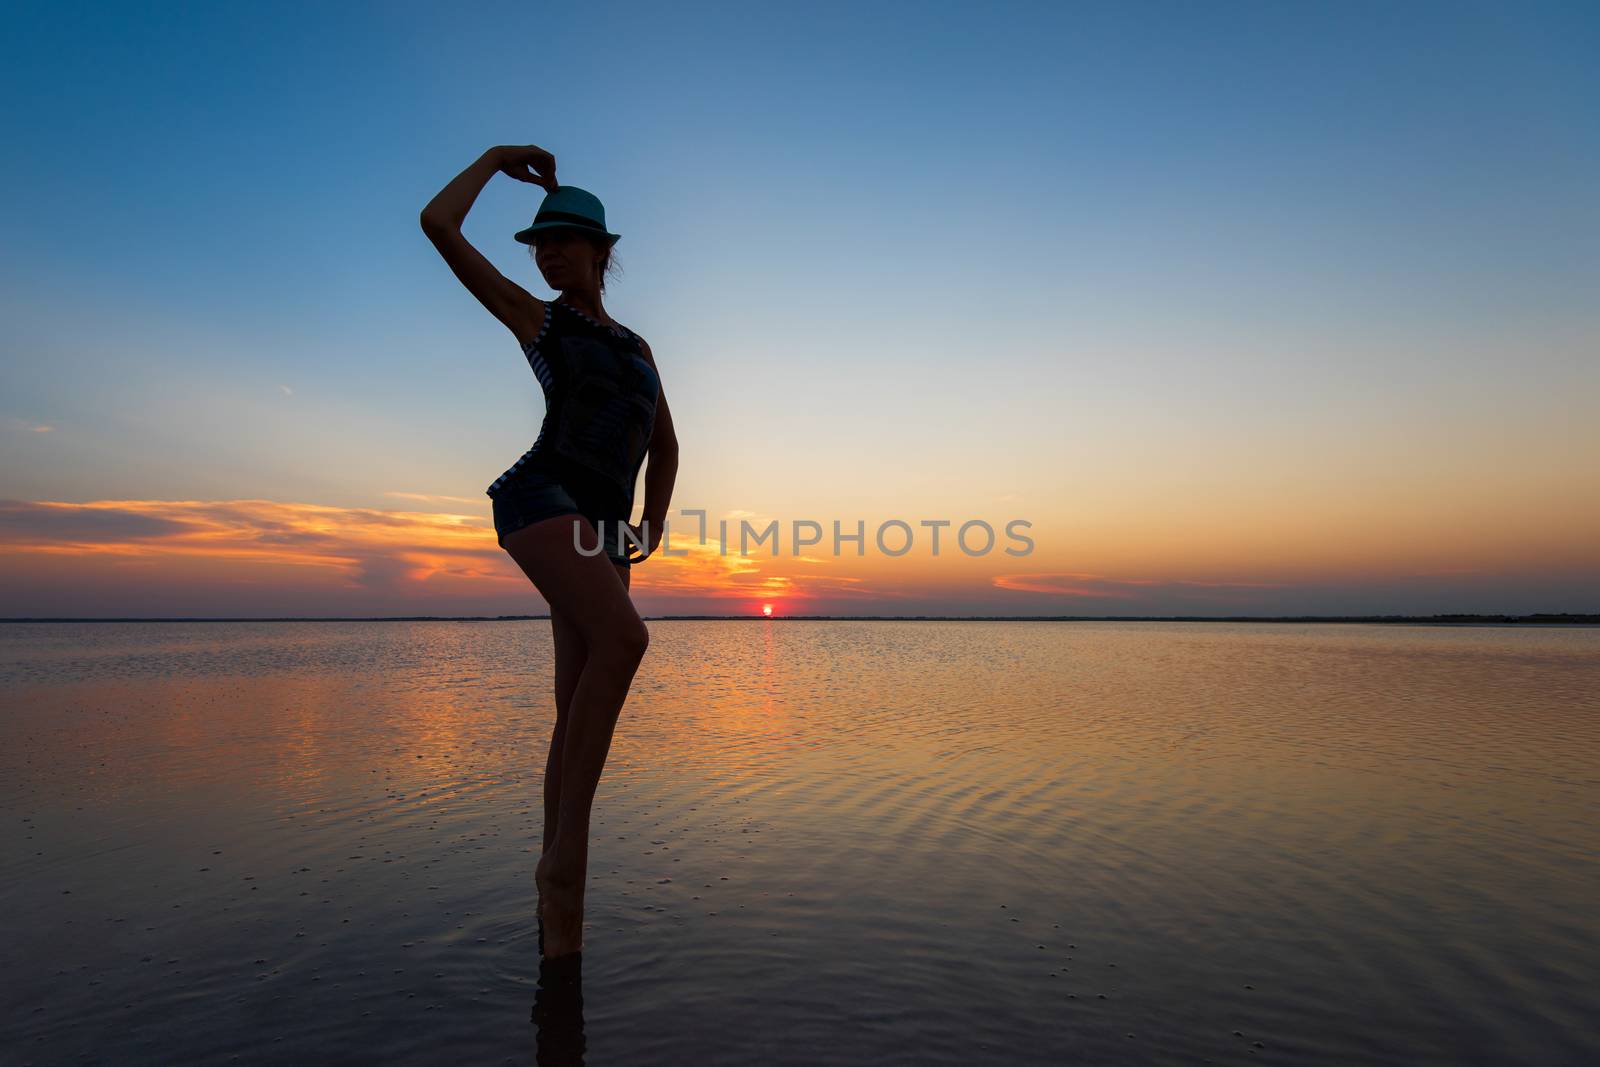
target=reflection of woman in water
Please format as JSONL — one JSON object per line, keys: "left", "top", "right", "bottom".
{"left": 421, "top": 144, "right": 679, "bottom": 959}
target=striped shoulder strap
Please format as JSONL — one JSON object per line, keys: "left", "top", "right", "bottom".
{"left": 521, "top": 299, "right": 554, "bottom": 351}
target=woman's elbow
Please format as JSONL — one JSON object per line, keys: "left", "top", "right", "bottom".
{"left": 419, "top": 208, "right": 455, "bottom": 236}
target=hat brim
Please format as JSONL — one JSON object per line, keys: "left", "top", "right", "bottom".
{"left": 513, "top": 221, "right": 620, "bottom": 246}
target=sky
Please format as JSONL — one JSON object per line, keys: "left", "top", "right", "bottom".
{"left": 2, "top": 0, "right": 1597, "bottom": 618}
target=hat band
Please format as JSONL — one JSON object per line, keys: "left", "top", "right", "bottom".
{"left": 533, "top": 210, "right": 609, "bottom": 231}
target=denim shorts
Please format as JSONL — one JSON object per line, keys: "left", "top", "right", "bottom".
{"left": 491, "top": 471, "right": 633, "bottom": 566}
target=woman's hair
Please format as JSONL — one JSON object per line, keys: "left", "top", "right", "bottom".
{"left": 528, "top": 236, "right": 623, "bottom": 293}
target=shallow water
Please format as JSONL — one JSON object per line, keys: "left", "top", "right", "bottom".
{"left": 2, "top": 620, "right": 1597, "bottom": 1065}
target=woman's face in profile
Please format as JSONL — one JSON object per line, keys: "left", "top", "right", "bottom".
{"left": 533, "top": 228, "right": 601, "bottom": 289}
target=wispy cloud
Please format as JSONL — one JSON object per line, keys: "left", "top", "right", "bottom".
{"left": 2, "top": 416, "right": 54, "bottom": 433}
{"left": 1, "top": 500, "right": 1309, "bottom": 614}
{"left": 384, "top": 490, "right": 488, "bottom": 506}
{"left": 992, "top": 571, "right": 1288, "bottom": 599}
{"left": 0, "top": 497, "right": 883, "bottom": 604}
{"left": 0, "top": 499, "right": 505, "bottom": 590}
{"left": 0, "top": 500, "right": 198, "bottom": 544}
{"left": 629, "top": 533, "right": 874, "bottom": 601}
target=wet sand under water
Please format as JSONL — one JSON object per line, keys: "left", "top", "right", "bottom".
{"left": 2, "top": 620, "right": 1598, "bottom": 1065}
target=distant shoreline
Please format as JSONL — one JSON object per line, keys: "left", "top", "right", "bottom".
{"left": 3, "top": 614, "right": 1596, "bottom": 626}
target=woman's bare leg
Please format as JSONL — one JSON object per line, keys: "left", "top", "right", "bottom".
{"left": 505, "top": 515, "right": 647, "bottom": 958}
{"left": 545, "top": 608, "right": 585, "bottom": 856}
{"left": 543, "top": 560, "right": 629, "bottom": 855}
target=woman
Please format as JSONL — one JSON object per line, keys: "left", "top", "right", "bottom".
{"left": 420, "top": 144, "right": 679, "bottom": 960}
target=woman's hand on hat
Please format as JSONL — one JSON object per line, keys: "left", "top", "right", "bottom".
{"left": 496, "top": 145, "right": 557, "bottom": 192}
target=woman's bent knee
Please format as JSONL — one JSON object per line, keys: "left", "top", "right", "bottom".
{"left": 624, "top": 618, "right": 650, "bottom": 661}
{"left": 605, "top": 618, "right": 649, "bottom": 664}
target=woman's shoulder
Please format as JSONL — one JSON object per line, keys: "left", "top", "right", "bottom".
{"left": 627, "top": 329, "right": 656, "bottom": 367}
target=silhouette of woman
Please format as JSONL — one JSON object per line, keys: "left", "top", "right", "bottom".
{"left": 421, "top": 145, "right": 679, "bottom": 959}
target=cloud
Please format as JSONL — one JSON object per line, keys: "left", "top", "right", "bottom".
{"left": 616, "top": 525, "right": 882, "bottom": 602}
{"left": 6, "top": 498, "right": 1160, "bottom": 611}
{"left": 1, "top": 417, "right": 54, "bottom": 433}
{"left": 0, "top": 497, "right": 886, "bottom": 604}
{"left": 0, "top": 500, "right": 197, "bottom": 542}
{"left": 992, "top": 571, "right": 1288, "bottom": 599}
{"left": 0, "top": 498, "right": 500, "bottom": 594}
{"left": 385, "top": 490, "right": 487, "bottom": 506}
{"left": 346, "top": 553, "right": 416, "bottom": 591}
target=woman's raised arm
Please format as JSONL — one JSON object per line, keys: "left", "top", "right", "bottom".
{"left": 419, "top": 146, "right": 556, "bottom": 345}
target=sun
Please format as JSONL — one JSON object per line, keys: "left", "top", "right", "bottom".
{"left": 761, "top": 604, "right": 773, "bottom": 617}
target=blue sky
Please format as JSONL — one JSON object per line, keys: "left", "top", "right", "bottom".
{"left": 2, "top": 1, "right": 1596, "bottom": 616}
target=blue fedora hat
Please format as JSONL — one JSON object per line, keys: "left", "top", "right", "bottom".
{"left": 513, "top": 185, "right": 621, "bottom": 247}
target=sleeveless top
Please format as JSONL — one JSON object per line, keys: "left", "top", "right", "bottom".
{"left": 484, "top": 299, "right": 660, "bottom": 520}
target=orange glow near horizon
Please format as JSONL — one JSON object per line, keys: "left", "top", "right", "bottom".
{"left": 0, "top": 494, "right": 1596, "bottom": 617}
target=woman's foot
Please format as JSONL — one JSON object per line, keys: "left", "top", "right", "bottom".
{"left": 535, "top": 850, "right": 584, "bottom": 958}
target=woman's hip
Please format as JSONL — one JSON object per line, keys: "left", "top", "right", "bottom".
{"left": 492, "top": 475, "right": 632, "bottom": 565}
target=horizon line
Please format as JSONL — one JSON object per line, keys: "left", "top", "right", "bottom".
{"left": 2, "top": 613, "right": 1597, "bottom": 626}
